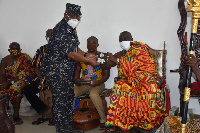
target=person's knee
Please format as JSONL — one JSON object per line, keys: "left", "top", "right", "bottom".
{"left": 74, "top": 88, "right": 79, "bottom": 98}
{"left": 74, "top": 90, "right": 80, "bottom": 98}
{"left": 89, "top": 92, "right": 99, "bottom": 99}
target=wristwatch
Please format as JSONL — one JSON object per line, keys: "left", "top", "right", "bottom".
{"left": 11, "top": 81, "right": 14, "bottom": 84}
{"left": 116, "top": 58, "right": 120, "bottom": 65}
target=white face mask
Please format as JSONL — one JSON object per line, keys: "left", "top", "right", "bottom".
{"left": 67, "top": 19, "right": 80, "bottom": 29}
{"left": 120, "top": 41, "right": 131, "bottom": 51}
{"left": 46, "top": 37, "right": 49, "bottom": 42}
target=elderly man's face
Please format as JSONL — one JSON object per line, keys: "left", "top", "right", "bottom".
{"left": 8, "top": 43, "right": 21, "bottom": 56}
{"left": 64, "top": 10, "right": 81, "bottom": 22}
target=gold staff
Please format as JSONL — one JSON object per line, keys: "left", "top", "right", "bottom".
{"left": 181, "top": 1, "right": 200, "bottom": 133}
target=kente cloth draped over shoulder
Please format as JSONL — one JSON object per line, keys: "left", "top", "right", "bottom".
{"left": 105, "top": 42, "right": 168, "bottom": 130}
{"left": 0, "top": 53, "right": 34, "bottom": 100}
{"left": 40, "top": 18, "right": 79, "bottom": 91}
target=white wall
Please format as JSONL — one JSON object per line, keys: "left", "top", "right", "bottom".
{"left": 0, "top": 0, "right": 199, "bottom": 114}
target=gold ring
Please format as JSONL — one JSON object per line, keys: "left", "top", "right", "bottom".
{"left": 107, "top": 56, "right": 109, "bottom": 58}
{"left": 189, "top": 57, "right": 192, "bottom": 58}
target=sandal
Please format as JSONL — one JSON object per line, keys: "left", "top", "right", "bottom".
{"left": 48, "top": 118, "right": 55, "bottom": 126}
{"left": 99, "top": 122, "right": 106, "bottom": 130}
{"left": 13, "top": 117, "right": 23, "bottom": 125}
{"left": 104, "top": 126, "right": 118, "bottom": 133}
{"left": 32, "top": 118, "right": 47, "bottom": 125}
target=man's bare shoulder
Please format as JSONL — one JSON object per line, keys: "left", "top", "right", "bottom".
{"left": 0, "top": 55, "right": 12, "bottom": 69}
{"left": 1, "top": 55, "right": 11, "bottom": 63}
{"left": 114, "top": 50, "right": 123, "bottom": 58}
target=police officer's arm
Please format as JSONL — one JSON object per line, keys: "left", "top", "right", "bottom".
{"left": 67, "top": 51, "right": 99, "bottom": 67}
{"left": 77, "top": 48, "right": 85, "bottom": 56}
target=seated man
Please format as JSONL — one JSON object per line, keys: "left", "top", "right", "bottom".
{"left": 104, "top": 31, "right": 168, "bottom": 132}
{"left": 73, "top": 36, "right": 110, "bottom": 130}
{"left": 23, "top": 29, "right": 55, "bottom": 125}
{"left": 0, "top": 42, "right": 34, "bottom": 125}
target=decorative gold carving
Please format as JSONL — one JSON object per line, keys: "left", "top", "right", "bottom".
{"left": 186, "top": 0, "right": 200, "bottom": 12}
{"left": 189, "top": 51, "right": 195, "bottom": 55}
{"left": 184, "top": 87, "right": 191, "bottom": 102}
{"left": 186, "top": 0, "right": 200, "bottom": 33}
{"left": 191, "top": 19, "right": 199, "bottom": 33}
{"left": 181, "top": 124, "right": 186, "bottom": 133}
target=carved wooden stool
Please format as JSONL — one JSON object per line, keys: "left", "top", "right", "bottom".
{"left": 77, "top": 88, "right": 111, "bottom": 112}
{"left": 73, "top": 88, "right": 111, "bottom": 130}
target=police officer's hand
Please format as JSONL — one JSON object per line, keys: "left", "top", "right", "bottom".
{"left": 86, "top": 53, "right": 96, "bottom": 58}
{"left": 89, "top": 58, "right": 100, "bottom": 67}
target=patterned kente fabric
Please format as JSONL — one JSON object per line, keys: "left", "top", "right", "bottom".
{"left": 0, "top": 53, "right": 35, "bottom": 100}
{"left": 105, "top": 41, "right": 168, "bottom": 130}
{"left": 40, "top": 18, "right": 79, "bottom": 91}
{"left": 78, "top": 52, "right": 103, "bottom": 81}
{"left": 32, "top": 45, "right": 49, "bottom": 90}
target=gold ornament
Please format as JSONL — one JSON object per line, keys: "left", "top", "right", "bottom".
{"left": 184, "top": 87, "right": 191, "bottom": 102}
{"left": 186, "top": 0, "right": 200, "bottom": 33}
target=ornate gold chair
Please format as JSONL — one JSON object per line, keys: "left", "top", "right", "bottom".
{"left": 147, "top": 44, "right": 171, "bottom": 112}
{"left": 147, "top": 44, "right": 167, "bottom": 87}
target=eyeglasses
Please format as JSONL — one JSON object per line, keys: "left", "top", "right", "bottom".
{"left": 8, "top": 48, "right": 21, "bottom": 51}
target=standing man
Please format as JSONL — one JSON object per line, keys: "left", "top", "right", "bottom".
{"left": 23, "top": 29, "right": 55, "bottom": 125}
{"left": 40, "top": 3, "right": 99, "bottom": 133}
{"left": 0, "top": 42, "right": 35, "bottom": 125}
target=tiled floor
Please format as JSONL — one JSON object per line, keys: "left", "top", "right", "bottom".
{"left": 15, "top": 115, "right": 160, "bottom": 133}
{"left": 15, "top": 115, "right": 103, "bottom": 133}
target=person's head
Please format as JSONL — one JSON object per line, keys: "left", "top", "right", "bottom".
{"left": 87, "top": 36, "right": 99, "bottom": 53}
{"left": 119, "top": 31, "right": 133, "bottom": 42}
{"left": 8, "top": 42, "right": 21, "bottom": 57}
{"left": 119, "top": 31, "right": 133, "bottom": 51}
{"left": 64, "top": 3, "right": 82, "bottom": 29}
{"left": 45, "top": 29, "right": 53, "bottom": 42}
